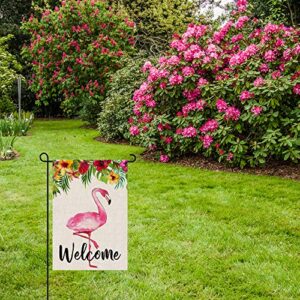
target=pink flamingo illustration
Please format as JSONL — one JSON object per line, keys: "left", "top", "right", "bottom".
{"left": 66, "top": 188, "right": 111, "bottom": 268}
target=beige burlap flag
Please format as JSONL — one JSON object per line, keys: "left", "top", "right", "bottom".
{"left": 52, "top": 159, "right": 128, "bottom": 270}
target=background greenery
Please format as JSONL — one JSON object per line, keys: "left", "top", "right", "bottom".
{"left": 0, "top": 120, "right": 299, "bottom": 299}
{"left": 98, "top": 52, "right": 149, "bottom": 141}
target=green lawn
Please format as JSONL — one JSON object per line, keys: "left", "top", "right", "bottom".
{"left": 0, "top": 120, "right": 299, "bottom": 299}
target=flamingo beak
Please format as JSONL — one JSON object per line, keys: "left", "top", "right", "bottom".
{"left": 105, "top": 195, "right": 111, "bottom": 205}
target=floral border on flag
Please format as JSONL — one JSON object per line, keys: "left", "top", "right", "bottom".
{"left": 52, "top": 160, "right": 128, "bottom": 196}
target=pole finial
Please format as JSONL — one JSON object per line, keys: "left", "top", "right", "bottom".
{"left": 39, "top": 152, "right": 50, "bottom": 163}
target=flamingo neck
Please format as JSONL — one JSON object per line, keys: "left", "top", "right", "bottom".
{"left": 92, "top": 189, "right": 107, "bottom": 218}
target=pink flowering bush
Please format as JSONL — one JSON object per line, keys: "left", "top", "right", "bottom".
{"left": 129, "top": 0, "right": 300, "bottom": 167}
{"left": 22, "top": 0, "right": 135, "bottom": 123}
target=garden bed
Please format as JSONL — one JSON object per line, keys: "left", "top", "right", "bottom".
{"left": 141, "top": 151, "right": 300, "bottom": 181}
{"left": 94, "top": 136, "right": 300, "bottom": 180}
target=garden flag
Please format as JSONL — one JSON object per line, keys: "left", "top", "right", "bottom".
{"left": 52, "top": 159, "right": 128, "bottom": 270}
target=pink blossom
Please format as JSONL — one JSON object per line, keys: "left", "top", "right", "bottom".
{"left": 253, "top": 77, "right": 265, "bottom": 87}
{"left": 142, "top": 61, "right": 152, "bottom": 73}
{"left": 197, "top": 78, "right": 209, "bottom": 86}
{"left": 225, "top": 107, "right": 241, "bottom": 121}
{"left": 264, "top": 50, "right": 276, "bottom": 62}
{"left": 145, "top": 99, "right": 156, "bottom": 108}
{"left": 183, "top": 88, "right": 201, "bottom": 101}
{"left": 200, "top": 119, "right": 219, "bottom": 133}
{"left": 206, "top": 44, "right": 217, "bottom": 53}
{"left": 182, "top": 67, "right": 195, "bottom": 77}
{"left": 130, "top": 126, "right": 140, "bottom": 136}
{"left": 294, "top": 44, "right": 300, "bottom": 55}
{"left": 216, "top": 99, "right": 228, "bottom": 112}
{"left": 160, "top": 82, "right": 167, "bottom": 89}
{"left": 182, "top": 24, "right": 207, "bottom": 40}
{"left": 251, "top": 106, "right": 263, "bottom": 116}
{"left": 184, "top": 50, "right": 194, "bottom": 62}
{"left": 231, "top": 33, "right": 244, "bottom": 43}
{"left": 244, "top": 44, "right": 259, "bottom": 57}
{"left": 235, "top": 16, "right": 249, "bottom": 29}
{"left": 190, "top": 44, "right": 202, "bottom": 52}
{"left": 148, "top": 67, "right": 160, "bottom": 82}
{"left": 203, "top": 56, "right": 211, "bottom": 64}
{"left": 159, "top": 56, "right": 168, "bottom": 65}
{"left": 213, "top": 21, "right": 233, "bottom": 44}
{"left": 240, "top": 90, "right": 254, "bottom": 101}
{"left": 176, "top": 128, "right": 183, "bottom": 135}
{"left": 42, "top": 9, "right": 51, "bottom": 18}
{"left": 229, "top": 52, "right": 247, "bottom": 66}
{"left": 275, "top": 38, "right": 285, "bottom": 47}
{"left": 157, "top": 123, "right": 164, "bottom": 131}
{"left": 160, "top": 154, "right": 170, "bottom": 163}
{"left": 141, "top": 113, "right": 152, "bottom": 123}
{"left": 259, "top": 63, "right": 269, "bottom": 73}
{"left": 128, "top": 117, "right": 134, "bottom": 124}
{"left": 227, "top": 152, "right": 234, "bottom": 161}
{"left": 264, "top": 23, "right": 280, "bottom": 34}
{"left": 278, "top": 64, "right": 285, "bottom": 72}
{"left": 167, "top": 55, "right": 180, "bottom": 65}
{"left": 293, "top": 84, "right": 300, "bottom": 95}
{"left": 272, "top": 70, "right": 281, "bottom": 79}
{"left": 201, "top": 135, "right": 214, "bottom": 149}
{"left": 237, "top": 0, "right": 248, "bottom": 12}
{"left": 170, "top": 39, "right": 188, "bottom": 52}
{"left": 182, "top": 103, "right": 196, "bottom": 115}
{"left": 182, "top": 126, "right": 197, "bottom": 138}
{"left": 169, "top": 74, "right": 184, "bottom": 85}
{"left": 164, "top": 137, "right": 173, "bottom": 144}
{"left": 196, "top": 100, "right": 206, "bottom": 111}
{"left": 283, "top": 49, "right": 292, "bottom": 61}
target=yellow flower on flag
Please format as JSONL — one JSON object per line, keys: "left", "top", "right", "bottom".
{"left": 108, "top": 171, "right": 120, "bottom": 184}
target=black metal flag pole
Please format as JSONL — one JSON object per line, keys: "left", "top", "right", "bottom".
{"left": 39, "top": 152, "right": 136, "bottom": 299}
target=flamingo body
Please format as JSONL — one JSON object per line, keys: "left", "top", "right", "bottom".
{"left": 66, "top": 212, "right": 107, "bottom": 233}
{"left": 66, "top": 188, "right": 111, "bottom": 268}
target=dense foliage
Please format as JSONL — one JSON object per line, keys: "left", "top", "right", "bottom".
{"left": 129, "top": 0, "right": 300, "bottom": 167}
{"left": 249, "top": 0, "right": 299, "bottom": 27}
{"left": 0, "top": 0, "right": 62, "bottom": 114}
{"left": 0, "top": 35, "right": 21, "bottom": 117}
{"left": 121, "top": 0, "right": 196, "bottom": 54}
{"left": 98, "top": 53, "right": 149, "bottom": 141}
{"left": 22, "top": 0, "right": 135, "bottom": 123}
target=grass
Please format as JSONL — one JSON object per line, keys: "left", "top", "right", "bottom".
{"left": 0, "top": 120, "right": 299, "bottom": 299}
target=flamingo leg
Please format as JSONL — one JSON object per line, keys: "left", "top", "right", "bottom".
{"left": 87, "top": 232, "right": 97, "bottom": 269}
{"left": 73, "top": 232, "right": 99, "bottom": 248}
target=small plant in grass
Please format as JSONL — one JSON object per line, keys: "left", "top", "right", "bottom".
{"left": 0, "top": 133, "right": 17, "bottom": 160}
{"left": 0, "top": 113, "right": 34, "bottom": 136}
{"left": 129, "top": 0, "right": 300, "bottom": 167}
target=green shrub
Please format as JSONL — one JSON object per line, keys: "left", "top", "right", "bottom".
{"left": 121, "top": 0, "right": 196, "bottom": 53}
{"left": 0, "top": 35, "right": 22, "bottom": 117}
{"left": 98, "top": 53, "right": 149, "bottom": 141}
{"left": 130, "top": 2, "right": 300, "bottom": 167}
{"left": 0, "top": 96, "right": 16, "bottom": 117}
{"left": 21, "top": 0, "right": 135, "bottom": 124}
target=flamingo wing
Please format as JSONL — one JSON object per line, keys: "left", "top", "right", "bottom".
{"left": 66, "top": 212, "right": 103, "bottom": 232}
